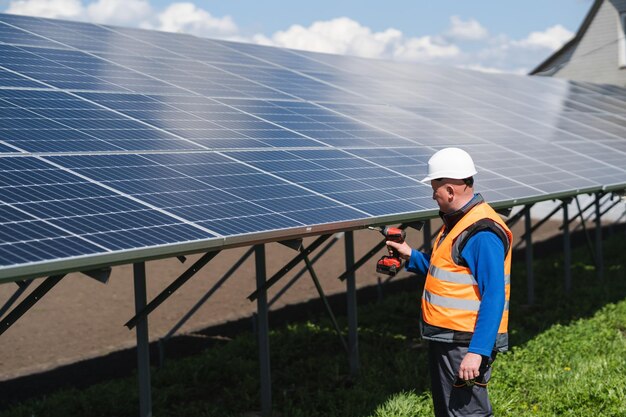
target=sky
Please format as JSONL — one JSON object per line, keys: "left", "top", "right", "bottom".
{"left": 0, "top": 0, "right": 594, "bottom": 74}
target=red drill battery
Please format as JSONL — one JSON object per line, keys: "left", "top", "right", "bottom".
{"left": 376, "top": 255, "right": 403, "bottom": 275}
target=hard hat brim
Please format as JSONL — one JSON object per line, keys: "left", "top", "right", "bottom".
{"left": 420, "top": 169, "right": 477, "bottom": 184}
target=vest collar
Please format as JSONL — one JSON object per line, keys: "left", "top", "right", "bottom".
{"left": 439, "top": 193, "right": 484, "bottom": 231}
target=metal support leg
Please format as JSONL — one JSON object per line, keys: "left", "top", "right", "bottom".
{"left": 126, "top": 250, "right": 220, "bottom": 330}
{"left": 562, "top": 201, "right": 572, "bottom": 293}
{"left": 249, "top": 234, "right": 332, "bottom": 300}
{"left": 158, "top": 247, "right": 255, "bottom": 366}
{"left": 270, "top": 234, "right": 342, "bottom": 307}
{"left": 255, "top": 244, "right": 272, "bottom": 417}
{"left": 133, "top": 263, "right": 152, "bottom": 417}
{"left": 595, "top": 193, "right": 604, "bottom": 281}
{"left": 514, "top": 203, "right": 561, "bottom": 251}
{"left": 524, "top": 205, "right": 534, "bottom": 306}
{"left": 574, "top": 196, "right": 597, "bottom": 268}
{"left": 344, "top": 231, "right": 359, "bottom": 377}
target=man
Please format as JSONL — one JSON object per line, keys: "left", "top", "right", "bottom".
{"left": 386, "top": 147, "right": 512, "bottom": 417}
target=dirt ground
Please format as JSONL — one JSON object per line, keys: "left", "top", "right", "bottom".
{"left": 0, "top": 217, "right": 596, "bottom": 383}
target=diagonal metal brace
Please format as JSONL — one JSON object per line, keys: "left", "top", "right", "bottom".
{"left": 560, "top": 194, "right": 605, "bottom": 230}
{"left": 514, "top": 202, "right": 563, "bottom": 249}
{"left": 270, "top": 233, "right": 344, "bottom": 307}
{"left": 505, "top": 204, "right": 533, "bottom": 229}
{"left": 601, "top": 196, "right": 624, "bottom": 217}
{"left": 0, "top": 274, "right": 65, "bottom": 337}
{"left": 15, "top": 280, "right": 31, "bottom": 290}
{"left": 125, "top": 250, "right": 221, "bottom": 330}
{"left": 0, "top": 280, "right": 33, "bottom": 319}
{"left": 247, "top": 234, "right": 333, "bottom": 302}
{"left": 159, "top": 246, "right": 256, "bottom": 364}
{"left": 573, "top": 196, "right": 598, "bottom": 267}
{"left": 301, "top": 248, "right": 349, "bottom": 354}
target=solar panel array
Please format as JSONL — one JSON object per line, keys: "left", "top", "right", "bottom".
{"left": 0, "top": 13, "right": 624, "bottom": 282}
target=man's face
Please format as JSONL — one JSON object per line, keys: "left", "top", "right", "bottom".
{"left": 431, "top": 179, "right": 451, "bottom": 212}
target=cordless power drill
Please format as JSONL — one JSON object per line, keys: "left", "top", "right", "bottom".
{"left": 369, "top": 226, "right": 406, "bottom": 276}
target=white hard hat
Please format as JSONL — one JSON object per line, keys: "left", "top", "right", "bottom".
{"left": 421, "top": 147, "right": 477, "bottom": 183}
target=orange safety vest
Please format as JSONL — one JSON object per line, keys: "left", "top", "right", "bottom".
{"left": 422, "top": 202, "right": 512, "bottom": 334}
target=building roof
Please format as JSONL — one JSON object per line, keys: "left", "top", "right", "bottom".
{"left": 530, "top": 0, "right": 603, "bottom": 75}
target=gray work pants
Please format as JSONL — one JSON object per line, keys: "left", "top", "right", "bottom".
{"left": 428, "top": 341, "right": 497, "bottom": 417}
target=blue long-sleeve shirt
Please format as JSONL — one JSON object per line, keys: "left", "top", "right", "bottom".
{"left": 406, "top": 230, "right": 506, "bottom": 357}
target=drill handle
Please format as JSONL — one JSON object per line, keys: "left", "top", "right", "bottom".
{"left": 385, "top": 231, "right": 407, "bottom": 259}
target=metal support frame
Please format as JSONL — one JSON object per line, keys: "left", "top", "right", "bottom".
{"left": 126, "top": 250, "right": 221, "bottom": 330}
{"left": 255, "top": 244, "right": 272, "bottom": 417}
{"left": 505, "top": 204, "right": 532, "bottom": 229}
{"left": 514, "top": 203, "right": 562, "bottom": 250}
{"left": 595, "top": 193, "right": 604, "bottom": 281}
{"left": 337, "top": 236, "right": 394, "bottom": 282}
{"left": 572, "top": 196, "right": 599, "bottom": 270}
{"left": 566, "top": 194, "right": 607, "bottom": 236}
{"left": 0, "top": 275, "right": 65, "bottom": 337}
{"left": 562, "top": 199, "right": 572, "bottom": 293}
{"left": 81, "top": 267, "right": 112, "bottom": 284}
{"left": 344, "top": 231, "right": 359, "bottom": 377}
{"left": 133, "top": 262, "right": 152, "bottom": 417}
{"left": 562, "top": 194, "right": 602, "bottom": 230}
{"left": 601, "top": 194, "right": 625, "bottom": 218}
{"left": 158, "top": 247, "right": 255, "bottom": 365}
{"left": 524, "top": 205, "right": 534, "bottom": 305}
{"left": 300, "top": 247, "right": 349, "bottom": 354}
{"left": 0, "top": 279, "right": 32, "bottom": 319}
{"left": 278, "top": 238, "right": 303, "bottom": 251}
{"left": 338, "top": 222, "right": 436, "bottom": 295}
{"left": 269, "top": 233, "right": 343, "bottom": 307}
{"left": 248, "top": 234, "right": 332, "bottom": 301}
{"left": 338, "top": 224, "right": 414, "bottom": 282}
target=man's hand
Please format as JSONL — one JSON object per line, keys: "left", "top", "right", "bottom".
{"left": 458, "top": 352, "right": 483, "bottom": 381}
{"left": 386, "top": 240, "right": 412, "bottom": 260}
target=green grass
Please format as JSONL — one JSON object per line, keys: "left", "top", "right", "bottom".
{"left": 1, "top": 230, "right": 625, "bottom": 416}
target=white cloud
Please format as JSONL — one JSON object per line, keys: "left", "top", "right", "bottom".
{"left": 5, "top": 0, "right": 237, "bottom": 38}
{"left": 516, "top": 24, "right": 574, "bottom": 50}
{"left": 7, "top": 0, "right": 84, "bottom": 20}
{"left": 258, "top": 17, "right": 397, "bottom": 58}
{"left": 393, "top": 36, "right": 460, "bottom": 61}
{"left": 253, "top": 17, "right": 460, "bottom": 62}
{"left": 150, "top": 3, "right": 237, "bottom": 37}
{"left": 86, "top": 0, "right": 151, "bottom": 26}
{"left": 446, "top": 16, "right": 488, "bottom": 41}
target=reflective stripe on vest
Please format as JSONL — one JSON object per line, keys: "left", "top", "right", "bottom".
{"left": 428, "top": 265, "right": 511, "bottom": 286}
{"left": 422, "top": 202, "right": 512, "bottom": 334}
{"left": 424, "top": 289, "right": 511, "bottom": 312}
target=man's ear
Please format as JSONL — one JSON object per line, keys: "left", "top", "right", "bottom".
{"left": 446, "top": 185, "right": 454, "bottom": 197}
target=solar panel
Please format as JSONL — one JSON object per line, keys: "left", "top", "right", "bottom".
{"left": 0, "top": 12, "right": 624, "bottom": 282}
